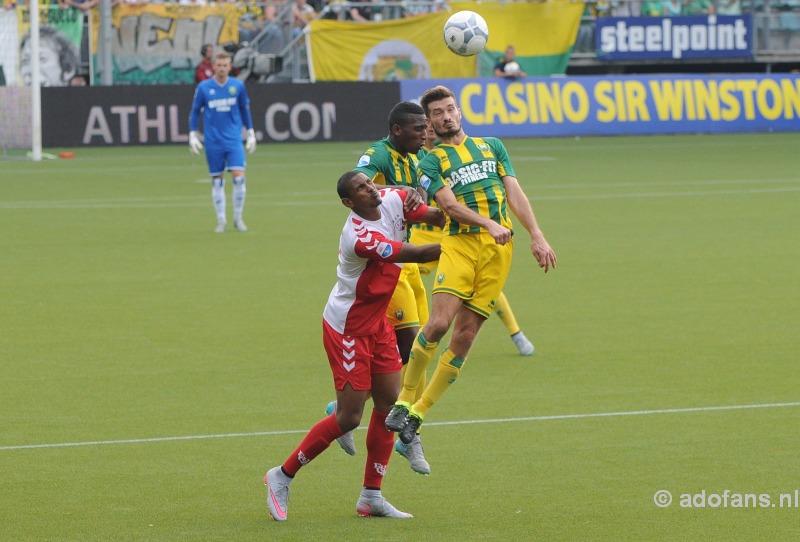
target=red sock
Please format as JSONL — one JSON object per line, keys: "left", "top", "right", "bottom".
{"left": 363, "top": 409, "right": 393, "bottom": 489}
{"left": 282, "top": 413, "right": 344, "bottom": 477}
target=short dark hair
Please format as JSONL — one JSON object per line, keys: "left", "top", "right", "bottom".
{"left": 337, "top": 170, "right": 362, "bottom": 199}
{"left": 420, "top": 86, "right": 455, "bottom": 118}
{"left": 388, "top": 101, "right": 424, "bottom": 130}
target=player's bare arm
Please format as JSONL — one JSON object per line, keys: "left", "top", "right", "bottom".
{"left": 394, "top": 243, "right": 441, "bottom": 264}
{"left": 503, "top": 175, "right": 557, "bottom": 273}
{"left": 433, "top": 186, "right": 512, "bottom": 245}
{"left": 421, "top": 207, "right": 446, "bottom": 229}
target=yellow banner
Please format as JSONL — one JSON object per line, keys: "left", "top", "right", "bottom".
{"left": 309, "top": 12, "right": 476, "bottom": 82}
{"left": 308, "top": 1, "right": 583, "bottom": 82}
{"left": 450, "top": 1, "right": 583, "bottom": 57}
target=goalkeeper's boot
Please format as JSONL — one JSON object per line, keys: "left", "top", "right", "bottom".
{"left": 395, "top": 435, "right": 430, "bottom": 475}
{"left": 233, "top": 218, "right": 248, "bottom": 232}
{"left": 356, "top": 489, "right": 413, "bottom": 518}
{"left": 215, "top": 220, "right": 227, "bottom": 233}
{"left": 398, "top": 410, "right": 422, "bottom": 445}
{"left": 325, "top": 401, "right": 356, "bottom": 456}
{"left": 384, "top": 402, "right": 410, "bottom": 432}
{"left": 264, "top": 467, "right": 291, "bottom": 522}
{"left": 511, "top": 331, "right": 535, "bottom": 356}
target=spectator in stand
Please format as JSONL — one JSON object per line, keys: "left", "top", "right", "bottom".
{"left": 239, "top": 2, "right": 265, "bottom": 44}
{"left": 640, "top": 0, "right": 665, "bottom": 15}
{"left": 291, "top": 0, "right": 316, "bottom": 39}
{"left": 663, "top": 0, "right": 683, "bottom": 16}
{"left": 348, "top": 0, "right": 373, "bottom": 21}
{"left": 255, "top": 3, "right": 286, "bottom": 54}
{"left": 685, "top": 0, "right": 714, "bottom": 14}
{"left": 69, "top": 74, "right": 88, "bottom": 86}
{"left": 715, "top": 0, "right": 741, "bottom": 14}
{"left": 403, "top": 0, "right": 445, "bottom": 16}
{"left": 195, "top": 44, "right": 214, "bottom": 84}
{"left": 66, "top": 0, "right": 99, "bottom": 13}
{"left": 493, "top": 45, "right": 526, "bottom": 79}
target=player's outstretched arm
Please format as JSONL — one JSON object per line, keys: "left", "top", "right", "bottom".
{"left": 503, "top": 176, "right": 557, "bottom": 273}
{"left": 394, "top": 243, "right": 441, "bottom": 264}
{"left": 434, "top": 186, "right": 511, "bottom": 245}
{"left": 421, "top": 207, "right": 445, "bottom": 229}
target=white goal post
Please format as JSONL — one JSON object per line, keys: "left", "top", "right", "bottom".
{"left": 0, "top": 0, "right": 42, "bottom": 160}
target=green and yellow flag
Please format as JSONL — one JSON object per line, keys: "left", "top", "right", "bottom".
{"left": 450, "top": 1, "right": 584, "bottom": 77}
{"left": 308, "top": 1, "right": 583, "bottom": 81}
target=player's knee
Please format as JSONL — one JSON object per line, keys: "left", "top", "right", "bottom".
{"left": 457, "top": 326, "right": 480, "bottom": 347}
{"left": 212, "top": 177, "right": 224, "bottom": 189}
{"left": 335, "top": 408, "right": 362, "bottom": 432}
{"left": 232, "top": 176, "right": 245, "bottom": 187}
{"left": 423, "top": 316, "right": 450, "bottom": 343}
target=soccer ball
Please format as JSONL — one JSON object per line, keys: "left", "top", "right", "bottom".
{"left": 443, "top": 11, "right": 489, "bottom": 57}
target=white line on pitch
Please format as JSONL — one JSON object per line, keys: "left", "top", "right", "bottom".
{"left": 2, "top": 184, "right": 799, "bottom": 211}
{"left": 2, "top": 401, "right": 798, "bottom": 452}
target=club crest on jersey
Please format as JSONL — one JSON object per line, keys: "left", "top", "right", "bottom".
{"left": 419, "top": 174, "right": 431, "bottom": 190}
{"left": 377, "top": 242, "right": 393, "bottom": 258}
{"left": 394, "top": 216, "right": 406, "bottom": 232}
{"left": 436, "top": 272, "right": 445, "bottom": 285}
{"left": 357, "top": 155, "right": 371, "bottom": 167}
{"left": 394, "top": 309, "right": 404, "bottom": 321}
{"left": 209, "top": 89, "right": 216, "bottom": 95}
{"left": 228, "top": 86, "right": 236, "bottom": 96}
{"left": 478, "top": 143, "right": 490, "bottom": 153}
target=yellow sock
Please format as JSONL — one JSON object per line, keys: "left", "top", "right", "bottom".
{"left": 399, "top": 365, "right": 427, "bottom": 404}
{"left": 414, "top": 349, "right": 465, "bottom": 418}
{"left": 494, "top": 291, "right": 521, "bottom": 336}
{"left": 398, "top": 331, "right": 438, "bottom": 405}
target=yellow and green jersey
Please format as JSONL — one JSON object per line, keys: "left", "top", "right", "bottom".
{"left": 418, "top": 136, "right": 514, "bottom": 236}
{"left": 410, "top": 146, "right": 441, "bottom": 235}
{"left": 355, "top": 137, "right": 421, "bottom": 189}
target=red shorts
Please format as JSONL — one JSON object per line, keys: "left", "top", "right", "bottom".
{"left": 322, "top": 318, "right": 402, "bottom": 391}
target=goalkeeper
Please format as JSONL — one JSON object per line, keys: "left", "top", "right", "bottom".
{"left": 188, "top": 51, "right": 256, "bottom": 233}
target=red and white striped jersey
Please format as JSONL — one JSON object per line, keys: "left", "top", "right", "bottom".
{"left": 323, "top": 188, "right": 428, "bottom": 336}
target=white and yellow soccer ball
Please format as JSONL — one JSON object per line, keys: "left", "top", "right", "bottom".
{"left": 443, "top": 10, "right": 489, "bottom": 57}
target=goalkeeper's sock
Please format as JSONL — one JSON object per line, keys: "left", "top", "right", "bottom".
{"left": 397, "top": 331, "right": 438, "bottom": 405}
{"left": 232, "top": 176, "right": 246, "bottom": 221}
{"left": 211, "top": 177, "right": 226, "bottom": 223}
{"left": 414, "top": 349, "right": 465, "bottom": 418}
{"left": 494, "top": 291, "right": 521, "bottom": 336}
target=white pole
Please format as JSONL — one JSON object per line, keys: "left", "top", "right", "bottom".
{"left": 29, "top": 0, "right": 42, "bottom": 161}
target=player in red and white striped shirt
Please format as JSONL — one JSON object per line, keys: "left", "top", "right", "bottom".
{"left": 265, "top": 171, "right": 444, "bottom": 522}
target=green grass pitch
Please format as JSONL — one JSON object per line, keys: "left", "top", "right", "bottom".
{"left": 1, "top": 133, "right": 799, "bottom": 541}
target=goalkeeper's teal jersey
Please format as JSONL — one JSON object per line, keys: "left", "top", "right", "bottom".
{"left": 418, "top": 136, "right": 515, "bottom": 236}
{"left": 355, "top": 137, "right": 421, "bottom": 189}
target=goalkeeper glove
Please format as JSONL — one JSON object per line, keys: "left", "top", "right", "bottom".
{"left": 245, "top": 129, "right": 256, "bottom": 154}
{"left": 188, "top": 131, "right": 203, "bottom": 155}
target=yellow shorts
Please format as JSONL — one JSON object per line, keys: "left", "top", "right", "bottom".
{"left": 409, "top": 226, "right": 443, "bottom": 276}
{"left": 432, "top": 232, "right": 513, "bottom": 319}
{"left": 387, "top": 263, "right": 429, "bottom": 330}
